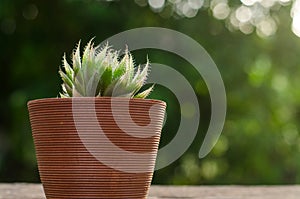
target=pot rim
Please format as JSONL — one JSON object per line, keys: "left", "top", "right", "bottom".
{"left": 28, "top": 97, "right": 166, "bottom": 107}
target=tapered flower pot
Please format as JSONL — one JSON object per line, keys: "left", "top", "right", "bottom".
{"left": 28, "top": 97, "right": 166, "bottom": 199}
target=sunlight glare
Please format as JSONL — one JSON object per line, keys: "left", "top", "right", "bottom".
{"left": 292, "top": 0, "right": 300, "bottom": 37}
{"left": 292, "top": 14, "right": 300, "bottom": 37}
{"left": 240, "top": 0, "right": 259, "bottom": 6}
{"left": 149, "top": 0, "right": 165, "bottom": 10}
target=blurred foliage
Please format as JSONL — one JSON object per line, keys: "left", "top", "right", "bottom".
{"left": 1, "top": 0, "right": 300, "bottom": 185}
{"left": 138, "top": 0, "right": 298, "bottom": 38}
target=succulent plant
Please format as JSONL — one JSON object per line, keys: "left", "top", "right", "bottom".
{"left": 59, "top": 39, "right": 154, "bottom": 98}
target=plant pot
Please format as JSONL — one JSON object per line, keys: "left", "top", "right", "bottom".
{"left": 28, "top": 97, "right": 166, "bottom": 199}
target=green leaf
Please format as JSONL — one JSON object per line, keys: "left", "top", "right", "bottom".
{"left": 72, "top": 41, "right": 82, "bottom": 73}
{"left": 59, "top": 70, "right": 73, "bottom": 89}
{"left": 104, "top": 72, "right": 137, "bottom": 97}
{"left": 133, "top": 59, "right": 149, "bottom": 84}
{"left": 100, "top": 65, "right": 112, "bottom": 95}
{"left": 134, "top": 84, "right": 154, "bottom": 99}
{"left": 59, "top": 40, "right": 152, "bottom": 99}
{"left": 73, "top": 76, "right": 85, "bottom": 96}
{"left": 62, "top": 54, "right": 74, "bottom": 80}
{"left": 59, "top": 93, "right": 69, "bottom": 98}
{"left": 62, "top": 84, "right": 72, "bottom": 97}
{"left": 82, "top": 39, "right": 96, "bottom": 83}
{"left": 86, "top": 72, "right": 101, "bottom": 96}
{"left": 113, "top": 55, "right": 126, "bottom": 80}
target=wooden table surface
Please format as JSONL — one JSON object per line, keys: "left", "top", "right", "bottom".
{"left": 1, "top": 183, "right": 300, "bottom": 199}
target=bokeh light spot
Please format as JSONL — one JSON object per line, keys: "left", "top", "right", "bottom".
{"left": 188, "top": 0, "right": 204, "bottom": 9}
{"left": 213, "top": 2, "right": 231, "bottom": 20}
{"left": 271, "top": 74, "right": 288, "bottom": 92}
{"left": 135, "top": 0, "right": 148, "bottom": 7}
{"left": 241, "top": 0, "right": 259, "bottom": 6}
{"left": 23, "top": 4, "right": 39, "bottom": 20}
{"left": 239, "top": 22, "right": 254, "bottom": 34}
{"left": 292, "top": 0, "right": 300, "bottom": 37}
{"left": 182, "top": 3, "right": 198, "bottom": 18}
{"left": 235, "top": 5, "right": 252, "bottom": 23}
{"left": 1, "top": 18, "right": 16, "bottom": 34}
{"left": 256, "top": 17, "right": 277, "bottom": 37}
{"left": 149, "top": 0, "right": 165, "bottom": 10}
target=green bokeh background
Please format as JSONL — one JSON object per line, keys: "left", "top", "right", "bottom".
{"left": 1, "top": 0, "right": 300, "bottom": 185}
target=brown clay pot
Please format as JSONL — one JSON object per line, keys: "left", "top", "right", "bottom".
{"left": 28, "top": 97, "right": 166, "bottom": 199}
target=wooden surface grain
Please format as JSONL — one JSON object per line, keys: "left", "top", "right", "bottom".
{"left": 1, "top": 183, "right": 300, "bottom": 199}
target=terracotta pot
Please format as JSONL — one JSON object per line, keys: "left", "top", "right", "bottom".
{"left": 28, "top": 97, "right": 166, "bottom": 199}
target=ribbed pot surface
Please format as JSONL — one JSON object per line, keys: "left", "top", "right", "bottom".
{"left": 28, "top": 97, "right": 166, "bottom": 199}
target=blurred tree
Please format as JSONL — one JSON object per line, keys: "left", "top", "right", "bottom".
{"left": 136, "top": 0, "right": 300, "bottom": 38}
{"left": 1, "top": 0, "right": 300, "bottom": 185}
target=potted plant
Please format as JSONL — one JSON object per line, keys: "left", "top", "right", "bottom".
{"left": 27, "top": 39, "right": 166, "bottom": 199}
